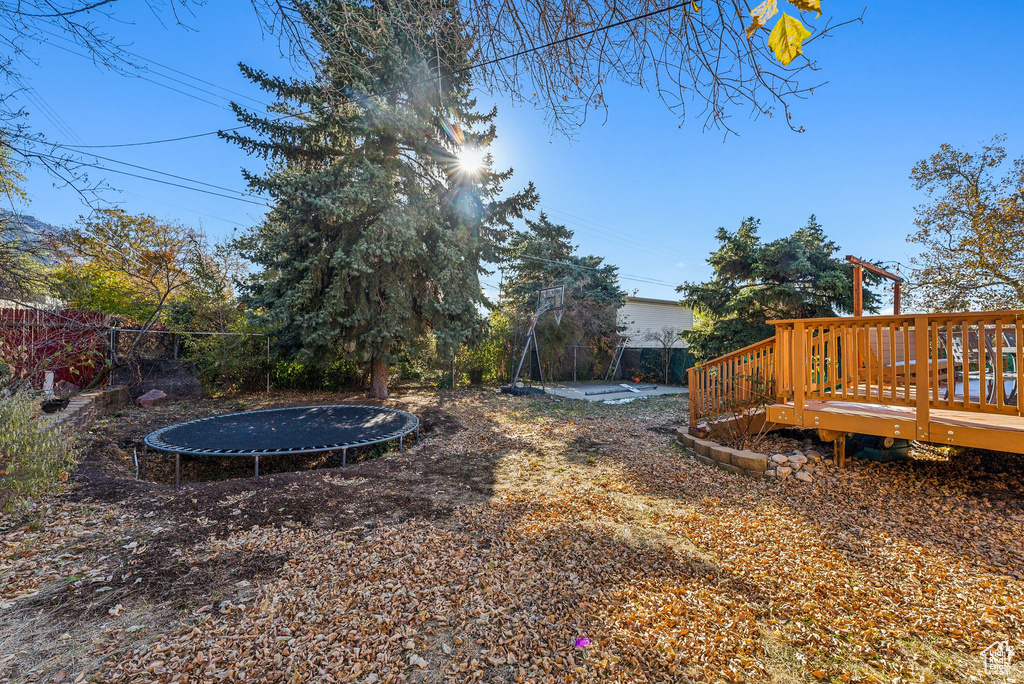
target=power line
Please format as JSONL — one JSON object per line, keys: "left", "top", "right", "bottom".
{"left": 36, "top": 24, "right": 274, "bottom": 111}
{"left": 20, "top": 148, "right": 271, "bottom": 207}
{"left": 61, "top": 145, "right": 258, "bottom": 198}
{"left": 10, "top": 73, "right": 84, "bottom": 145}
{"left": 43, "top": 41, "right": 235, "bottom": 112}
{"left": 540, "top": 204, "right": 689, "bottom": 261}
{"left": 61, "top": 129, "right": 231, "bottom": 149}
{"left": 538, "top": 208, "right": 682, "bottom": 262}
{"left": 514, "top": 253, "right": 678, "bottom": 289}
{"left": 50, "top": 1, "right": 692, "bottom": 150}
{"left": 125, "top": 189, "right": 254, "bottom": 227}
{"left": 12, "top": 131, "right": 262, "bottom": 202}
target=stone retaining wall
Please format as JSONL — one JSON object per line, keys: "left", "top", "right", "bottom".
{"left": 36, "top": 386, "right": 130, "bottom": 432}
{"left": 675, "top": 428, "right": 768, "bottom": 478}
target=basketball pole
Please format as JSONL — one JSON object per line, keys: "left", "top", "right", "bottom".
{"left": 507, "top": 285, "right": 564, "bottom": 391}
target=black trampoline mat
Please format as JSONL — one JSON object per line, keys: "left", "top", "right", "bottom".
{"left": 145, "top": 405, "right": 419, "bottom": 455}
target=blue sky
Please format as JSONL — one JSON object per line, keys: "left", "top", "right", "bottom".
{"left": 11, "top": 1, "right": 1024, "bottom": 305}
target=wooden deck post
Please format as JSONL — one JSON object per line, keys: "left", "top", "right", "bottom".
{"left": 914, "top": 315, "right": 930, "bottom": 441}
{"left": 853, "top": 264, "right": 863, "bottom": 317}
{"left": 792, "top": 322, "right": 806, "bottom": 426}
{"left": 687, "top": 366, "right": 698, "bottom": 433}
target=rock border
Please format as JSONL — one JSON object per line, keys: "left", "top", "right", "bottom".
{"left": 674, "top": 428, "right": 829, "bottom": 483}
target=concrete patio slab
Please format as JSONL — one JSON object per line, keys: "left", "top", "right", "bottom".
{"left": 543, "top": 381, "right": 689, "bottom": 403}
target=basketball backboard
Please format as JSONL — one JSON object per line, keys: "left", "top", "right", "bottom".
{"left": 538, "top": 285, "right": 564, "bottom": 320}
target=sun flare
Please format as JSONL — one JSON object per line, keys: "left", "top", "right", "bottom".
{"left": 456, "top": 146, "right": 487, "bottom": 174}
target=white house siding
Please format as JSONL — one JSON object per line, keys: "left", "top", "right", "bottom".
{"left": 616, "top": 297, "right": 693, "bottom": 348}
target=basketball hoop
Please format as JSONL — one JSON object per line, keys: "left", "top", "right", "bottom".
{"left": 504, "top": 285, "right": 567, "bottom": 395}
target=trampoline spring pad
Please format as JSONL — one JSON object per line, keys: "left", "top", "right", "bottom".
{"left": 143, "top": 405, "right": 420, "bottom": 457}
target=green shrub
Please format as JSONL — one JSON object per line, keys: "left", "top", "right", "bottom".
{"left": 270, "top": 359, "right": 363, "bottom": 391}
{"left": 184, "top": 332, "right": 270, "bottom": 393}
{"left": 0, "top": 392, "right": 78, "bottom": 508}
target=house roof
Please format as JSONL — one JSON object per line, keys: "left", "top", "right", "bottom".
{"left": 624, "top": 296, "right": 684, "bottom": 307}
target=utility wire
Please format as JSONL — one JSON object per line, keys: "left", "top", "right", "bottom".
{"left": 59, "top": 145, "right": 258, "bottom": 198}
{"left": 540, "top": 204, "right": 689, "bottom": 261}
{"left": 539, "top": 208, "right": 683, "bottom": 262}
{"left": 20, "top": 148, "right": 271, "bottom": 207}
{"left": 12, "top": 131, "right": 261, "bottom": 201}
{"left": 35, "top": 24, "right": 275, "bottom": 110}
{"left": 43, "top": 41, "right": 234, "bottom": 112}
{"left": 514, "top": 253, "right": 678, "bottom": 289}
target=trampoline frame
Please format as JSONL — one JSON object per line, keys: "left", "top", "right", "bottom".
{"left": 142, "top": 405, "right": 420, "bottom": 486}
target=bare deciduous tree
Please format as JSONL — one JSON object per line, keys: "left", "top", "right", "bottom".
{"left": 645, "top": 325, "right": 680, "bottom": 385}
{"left": 907, "top": 135, "right": 1024, "bottom": 312}
{"left": 2, "top": 0, "right": 860, "bottom": 140}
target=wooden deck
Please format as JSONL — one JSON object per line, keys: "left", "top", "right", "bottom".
{"left": 767, "top": 399, "right": 1024, "bottom": 454}
{"left": 688, "top": 310, "right": 1024, "bottom": 459}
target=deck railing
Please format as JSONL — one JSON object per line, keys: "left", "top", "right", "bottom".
{"left": 688, "top": 311, "right": 1023, "bottom": 436}
{"left": 772, "top": 311, "right": 1023, "bottom": 429}
{"left": 687, "top": 337, "right": 776, "bottom": 428}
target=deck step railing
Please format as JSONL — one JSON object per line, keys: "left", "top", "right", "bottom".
{"left": 688, "top": 337, "right": 776, "bottom": 429}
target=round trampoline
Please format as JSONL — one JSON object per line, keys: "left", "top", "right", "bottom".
{"left": 143, "top": 405, "right": 419, "bottom": 486}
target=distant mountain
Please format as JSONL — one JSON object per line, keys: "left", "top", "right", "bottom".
{"left": 0, "top": 210, "right": 60, "bottom": 243}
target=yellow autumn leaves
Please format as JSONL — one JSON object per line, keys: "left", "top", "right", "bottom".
{"left": 747, "top": 0, "right": 820, "bottom": 66}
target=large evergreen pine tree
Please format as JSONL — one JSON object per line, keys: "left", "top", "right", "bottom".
{"left": 678, "top": 215, "right": 882, "bottom": 362}
{"left": 503, "top": 212, "right": 623, "bottom": 310}
{"left": 228, "top": 0, "right": 536, "bottom": 398}
{"left": 501, "top": 212, "right": 624, "bottom": 374}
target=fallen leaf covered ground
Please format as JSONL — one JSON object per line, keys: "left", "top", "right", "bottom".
{"left": 1, "top": 389, "right": 1023, "bottom": 682}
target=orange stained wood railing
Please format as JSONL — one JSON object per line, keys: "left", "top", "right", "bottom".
{"left": 771, "top": 311, "right": 1023, "bottom": 437}
{"left": 687, "top": 336, "right": 776, "bottom": 429}
{"left": 688, "top": 311, "right": 1023, "bottom": 439}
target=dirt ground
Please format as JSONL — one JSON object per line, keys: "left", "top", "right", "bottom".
{"left": 1, "top": 388, "right": 1023, "bottom": 683}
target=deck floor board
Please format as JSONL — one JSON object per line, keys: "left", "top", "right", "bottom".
{"left": 767, "top": 399, "right": 1024, "bottom": 453}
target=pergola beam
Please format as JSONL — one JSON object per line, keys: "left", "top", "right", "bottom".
{"left": 846, "top": 255, "right": 904, "bottom": 316}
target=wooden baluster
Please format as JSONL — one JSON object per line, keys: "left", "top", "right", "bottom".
{"left": 829, "top": 325, "right": 838, "bottom": 398}
{"left": 996, "top": 320, "right": 1005, "bottom": 410}
{"left": 979, "top": 322, "right": 987, "bottom": 410}
{"left": 840, "top": 325, "right": 849, "bottom": 399}
{"left": 903, "top": 322, "right": 912, "bottom": 403}
{"left": 915, "top": 316, "right": 930, "bottom": 441}
{"left": 1017, "top": 315, "right": 1023, "bottom": 417}
{"left": 888, "top": 324, "right": 896, "bottom": 403}
{"left": 817, "top": 325, "right": 826, "bottom": 397}
{"left": 774, "top": 327, "right": 785, "bottom": 404}
{"left": 863, "top": 323, "right": 871, "bottom": 401}
{"left": 947, "top": 321, "right": 955, "bottom": 408}
{"left": 960, "top": 321, "right": 969, "bottom": 408}
{"left": 688, "top": 367, "right": 697, "bottom": 430}
{"left": 876, "top": 323, "right": 884, "bottom": 403}
{"left": 852, "top": 324, "right": 861, "bottom": 399}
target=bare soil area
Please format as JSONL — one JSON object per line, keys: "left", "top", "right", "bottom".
{"left": 2, "top": 388, "right": 1022, "bottom": 683}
